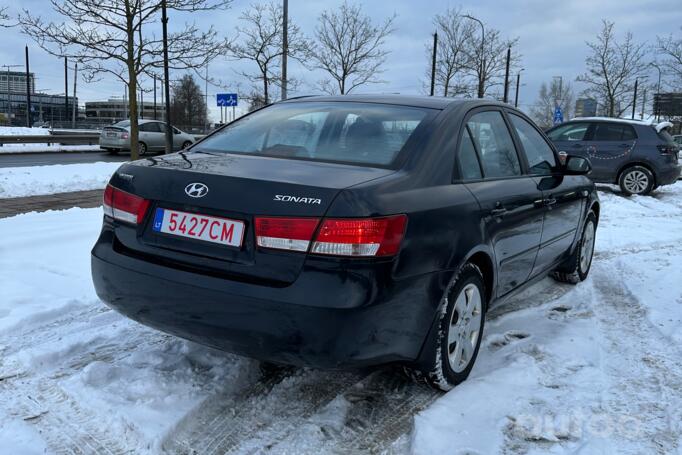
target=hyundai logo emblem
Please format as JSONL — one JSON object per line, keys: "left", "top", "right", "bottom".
{"left": 185, "top": 182, "right": 209, "bottom": 198}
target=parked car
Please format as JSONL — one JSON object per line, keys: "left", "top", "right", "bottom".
{"left": 91, "top": 96, "right": 599, "bottom": 391}
{"left": 546, "top": 117, "right": 681, "bottom": 195}
{"left": 99, "top": 119, "right": 195, "bottom": 155}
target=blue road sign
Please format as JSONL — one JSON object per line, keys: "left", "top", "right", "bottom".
{"left": 553, "top": 105, "right": 564, "bottom": 124}
{"left": 217, "top": 93, "right": 238, "bottom": 107}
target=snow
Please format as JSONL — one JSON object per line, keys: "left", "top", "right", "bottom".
{"left": 1, "top": 183, "right": 681, "bottom": 453}
{"left": 0, "top": 126, "right": 101, "bottom": 154}
{"left": 0, "top": 144, "right": 102, "bottom": 154}
{"left": 0, "top": 126, "right": 51, "bottom": 136}
{"left": 0, "top": 162, "right": 121, "bottom": 198}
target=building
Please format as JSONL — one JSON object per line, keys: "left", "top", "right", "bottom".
{"left": 85, "top": 99, "right": 165, "bottom": 125}
{"left": 0, "top": 71, "right": 77, "bottom": 127}
{"left": 0, "top": 71, "right": 35, "bottom": 95}
{"left": 574, "top": 98, "right": 598, "bottom": 118}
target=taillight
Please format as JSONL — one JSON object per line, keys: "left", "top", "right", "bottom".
{"left": 254, "top": 214, "right": 408, "bottom": 257}
{"left": 311, "top": 215, "right": 407, "bottom": 257}
{"left": 657, "top": 144, "right": 677, "bottom": 155}
{"left": 121, "top": 132, "right": 129, "bottom": 139}
{"left": 255, "top": 217, "right": 320, "bottom": 252}
{"left": 102, "top": 184, "right": 150, "bottom": 225}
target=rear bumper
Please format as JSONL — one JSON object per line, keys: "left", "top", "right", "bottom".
{"left": 657, "top": 164, "right": 681, "bottom": 186}
{"left": 91, "top": 228, "right": 444, "bottom": 369}
{"left": 99, "top": 137, "right": 129, "bottom": 150}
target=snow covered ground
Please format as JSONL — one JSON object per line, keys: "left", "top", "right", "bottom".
{"left": 1, "top": 184, "right": 681, "bottom": 454}
{"left": 0, "top": 162, "right": 120, "bottom": 198}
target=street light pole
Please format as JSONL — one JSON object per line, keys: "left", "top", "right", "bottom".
{"left": 464, "top": 15, "right": 485, "bottom": 98}
{"left": 161, "top": 0, "right": 172, "bottom": 153}
{"left": 650, "top": 62, "right": 662, "bottom": 121}
{"left": 64, "top": 56, "right": 68, "bottom": 125}
{"left": 281, "top": 0, "right": 288, "bottom": 100}
{"left": 503, "top": 45, "right": 511, "bottom": 103}
{"left": 430, "top": 32, "right": 438, "bottom": 96}
{"left": 514, "top": 69, "right": 524, "bottom": 108}
{"left": 25, "top": 46, "right": 32, "bottom": 128}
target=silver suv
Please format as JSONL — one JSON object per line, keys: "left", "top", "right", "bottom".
{"left": 99, "top": 119, "right": 195, "bottom": 156}
{"left": 547, "top": 117, "right": 680, "bottom": 195}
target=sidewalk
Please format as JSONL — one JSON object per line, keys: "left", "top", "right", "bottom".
{"left": 0, "top": 189, "right": 103, "bottom": 218}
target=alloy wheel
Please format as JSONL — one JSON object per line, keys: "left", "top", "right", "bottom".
{"left": 623, "top": 170, "right": 649, "bottom": 194}
{"left": 580, "top": 220, "right": 595, "bottom": 274}
{"left": 448, "top": 283, "right": 482, "bottom": 373}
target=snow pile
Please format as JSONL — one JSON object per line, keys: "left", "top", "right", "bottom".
{"left": 0, "top": 126, "right": 101, "bottom": 154}
{"left": 0, "top": 126, "right": 51, "bottom": 136}
{"left": 0, "top": 144, "right": 102, "bottom": 154}
{"left": 0, "top": 162, "right": 121, "bottom": 198}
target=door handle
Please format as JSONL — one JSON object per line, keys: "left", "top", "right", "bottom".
{"left": 490, "top": 207, "right": 508, "bottom": 217}
{"left": 544, "top": 198, "right": 557, "bottom": 207}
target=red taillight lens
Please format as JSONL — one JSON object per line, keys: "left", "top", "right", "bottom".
{"left": 311, "top": 215, "right": 407, "bottom": 257}
{"left": 121, "top": 132, "right": 129, "bottom": 139}
{"left": 255, "top": 217, "right": 320, "bottom": 252}
{"left": 102, "top": 184, "right": 150, "bottom": 225}
{"left": 657, "top": 144, "right": 677, "bottom": 155}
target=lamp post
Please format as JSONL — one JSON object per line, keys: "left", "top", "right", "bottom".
{"left": 514, "top": 68, "right": 524, "bottom": 108}
{"left": 463, "top": 14, "right": 485, "bottom": 98}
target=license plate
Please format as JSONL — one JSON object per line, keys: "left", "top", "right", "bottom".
{"left": 152, "top": 208, "right": 245, "bottom": 248}
{"left": 106, "top": 132, "right": 117, "bottom": 137}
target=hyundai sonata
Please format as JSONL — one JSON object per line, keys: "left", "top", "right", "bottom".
{"left": 91, "top": 95, "right": 599, "bottom": 390}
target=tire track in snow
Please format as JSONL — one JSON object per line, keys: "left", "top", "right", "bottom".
{"left": 163, "top": 368, "right": 363, "bottom": 454}
{"left": 1, "top": 379, "right": 132, "bottom": 455}
{"left": 591, "top": 263, "right": 682, "bottom": 453}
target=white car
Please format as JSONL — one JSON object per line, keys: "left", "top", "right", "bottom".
{"left": 99, "top": 119, "right": 196, "bottom": 156}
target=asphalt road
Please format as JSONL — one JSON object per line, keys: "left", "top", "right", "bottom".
{"left": 0, "top": 151, "right": 130, "bottom": 168}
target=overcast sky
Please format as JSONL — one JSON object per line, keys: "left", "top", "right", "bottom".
{"left": 2, "top": 0, "right": 680, "bottom": 121}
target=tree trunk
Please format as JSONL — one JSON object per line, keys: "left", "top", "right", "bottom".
{"left": 125, "top": 2, "right": 139, "bottom": 161}
{"left": 263, "top": 73, "right": 269, "bottom": 105}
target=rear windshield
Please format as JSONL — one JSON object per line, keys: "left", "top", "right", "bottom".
{"left": 194, "top": 102, "right": 435, "bottom": 167}
{"left": 657, "top": 128, "right": 676, "bottom": 144}
{"left": 114, "top": 120, "right": 131, "bottom": 128}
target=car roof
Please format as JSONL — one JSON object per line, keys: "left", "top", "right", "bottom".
{"left": 279, "top": 94, "right": 505, "bottom": 111}
{"left": 570, "top": 116, "right": 653, "bottom": 126}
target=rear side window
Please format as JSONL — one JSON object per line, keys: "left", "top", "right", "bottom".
{"left": 509, "top": 114, "right": 557, "bottom": 175}
{"left": 547, "top": 122, "right": 589, "bottom": 141}
{"left": 457, "top": 127, "right": 482, "bottom": 180}
{"left": 593, "top": 123, "right": 637, "bottom": 141}
{"left": 467, "top": 111, "right": 521, "bottom": 178}
{"left": 195, "top": 102, "right": 434, "bottom": 167}
{"left": 140, "top": 122, "right": 161, "bottom": 133}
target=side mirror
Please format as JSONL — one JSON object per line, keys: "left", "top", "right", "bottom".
{"left": 563, "top": 154, "right": 592, "bottom": 175}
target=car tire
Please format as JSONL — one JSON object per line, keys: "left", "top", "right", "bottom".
{"left": 618, "top": 165, "right": 654, "bottom": 196}
{"left": 106, "top": 148, "right": 118, "bottom": 155}
{"left": 552, "top": 212, "right": 597, "bottom": 284}
{"left": 138, "top": 142, "right": 148, "bottom": 156}
{"left": 182, "top": 141, "right": 193, "bottom": 150}
{"left": 407, "top": 263, "right": 486, "bottom": 391}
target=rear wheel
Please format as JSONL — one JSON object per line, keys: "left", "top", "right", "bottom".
{"left": 105, "top": 148, "right": 118, "bottom": 155}
{"left": 552, "top": 212, "right": 596, "bottom": 284}
{"left": 407, "top": 263, "right": 486, "bottom": 391}
{"left": 138, "top": 142, "right": 148, "bottom": 156}
{"left": 619, "top": 166, "right": 654, "bottom": 196}
{"left": 182, "top": 141, "right": 193, "bottom": 150}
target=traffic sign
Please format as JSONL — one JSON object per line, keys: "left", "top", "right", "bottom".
{"left": 553, "top": 105, "right": 564, "bottom": 125}
{"left": 217, "top": 93, "right": 238, "bottom": 107}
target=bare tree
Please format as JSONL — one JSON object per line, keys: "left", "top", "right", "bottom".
{"left": 229, "top": 1, "right": 310, "bottom": 105}
{"left": 0, "top": 6, "right": 10, "bottom": 26}
{"left": 530, "top": 79, "right": 575, "bottom": 128}
{"left": 20, "top": 0, "right": 231, "bottom": 160}
{"left": 313, "top": 1, "right": 395, "bottom": 95}
{"left": 461, "top": 25, "right": 520, "bottom": 98}
{"left": 171, "top": 74, "right": 207, "bottom": 129}
{"left": 427, "top": 7, "right": 474, "bottom": 97}
{"left": 576, "top": 20, "right": 648, "bottom": 118}
{"left": 656, "top": 28, "right": 682, "bottom": 90}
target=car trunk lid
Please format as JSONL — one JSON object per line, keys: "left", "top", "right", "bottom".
{"left": 108, "top": 152, "right": 395, "bottom": 284}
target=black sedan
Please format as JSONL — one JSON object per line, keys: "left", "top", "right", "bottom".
{"left": 91, "top": 95, "right": 599, "bottom": 391}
